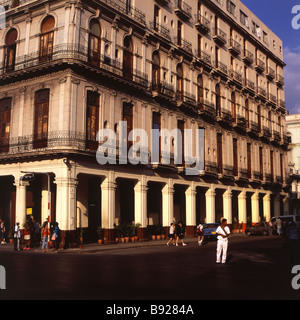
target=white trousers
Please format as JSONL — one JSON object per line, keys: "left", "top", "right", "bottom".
{"left": 216, "top": 240, "right": 228, "bottom": 263}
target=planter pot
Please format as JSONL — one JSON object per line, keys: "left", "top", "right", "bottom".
{"left": 121, "top": 237, "right": 125, "bottom": 243}
{"left": 130, "top": 237, "right": 135, "bottom": 242}
{"left": 115, "top": 237, "right": 119, "bottom": 243}
{"left": 161, "top": 235, "right": 165, "bottom": 240}
{"left": 151, "top": 235, "right": 156, "bottom": 240}
{"left": 156, "top": 235, "right": 161, "bottom": 240}
{"left": 134, "top": 236, "right": 138, "bottom": 242}
{"left": 98, "top": 239, "right": 103, "bottom": 244}
{"left": 124, "top": 237, "right": 130, "bottom": 243}
{"left": 9, "top": 239, "right": 14, "bottom": 244}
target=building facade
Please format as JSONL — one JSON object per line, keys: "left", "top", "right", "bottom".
{"left": 287, "top": 114, "right": 300, "bottom": 215}
{"left": 0, "top": 0, "right": 289, "bottom": 245}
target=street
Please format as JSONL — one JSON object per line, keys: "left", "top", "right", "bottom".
{"left": 0, "top": 235, "right": 299, "bottom": 300}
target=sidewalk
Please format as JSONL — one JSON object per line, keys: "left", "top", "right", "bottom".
{"left": 0, "top": 233, "right": 247, "bottom": 254}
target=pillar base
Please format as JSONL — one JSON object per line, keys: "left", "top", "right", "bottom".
{"left": 138, "top": 227, "right": 148, "bottom": 242}
{"left": 103, "top": 228, "right": 115, "bottom": 245}
{"left": 186, "top": 225, "right": 196, "bottom": 237}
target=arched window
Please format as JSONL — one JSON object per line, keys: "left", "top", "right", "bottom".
{"left": 176, "top": 64, "right": 183, "bottom": 101}
{"left": 86, "top": 91, "right": 100, "bottom": 151}
{"left": 215, "top": 83, "right": 221, "bottom": 116}
{"left": 39, "top": 16, "right": 55, "bottom": 63}
{"left": 231, "top": 92, "right": 236, "bottom": 122}
{"left": 152, "top": 51, "right": 161, "bottom": 91}
{"left": 123, "top": 36, "right": 133, "bottom": 80}
{"left": 197, "top": 75, "right": 203, "bottom": 110}
{"left": 257, "top": 105, "right": 261, "bottom": 133}
{"left": 88, "top": 19, "right": 101, "bottom": 66}
{"left": 0, "top": 98, "right": 11, "bottom": 153}
{"left": 34, "top": 89, "right": 50, "bottom": 149}
{"left": 4, "top": 28, "right": 17, "bottom": 72}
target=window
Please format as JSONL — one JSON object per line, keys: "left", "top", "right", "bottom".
{"left": 177, "top": 21, "right": 183, "bottom": 46}
{"left": 240, "top": 10, "right": 249, "bottom": 28}
{"left": 270, "top": 150, "right": 274, "bottom": 182}
{"left": 4, "top": 29, "right": 17, "bottom": 73}
{"left": 177, "top": 120, "right": 185, "bottom": 166}
{"left": 86, "top": 91, "right": 100, "bottom": 150}
{"left": 263, "top": 31, "right": 269, "bottom": 46}
{"left": 152, "top": 112, "right": 161, "bottom": 163}
{"left": 39, "top": 16, "right": 55, "bottom": 63}
{"left": 215, "top": 83, "right": 221, "bottom": 116}
{"left": 123, "top": 102, "right": 133, "bottom": 152}
{"left": 233, "top": 138, "right": 238, "bottom": 176}
{"left": 123, "top": 36, "right": 133, "bottom": 80}
{"left": 176, "top": 64, "right": 183, "bottom": 101}
{"left": 34, "top": 89, "right": 49, "bottom": 149}
{"left": 0, "top": 98, "right": 11, "bottom": 153}
{"left": 217, "top": 133, "right": 223, "bottom": 174}
{"left": 226, "top": 0, "right": 236, "bottom": 17}
{"left": 247, "top": 143, "right": 251, "bottom": 178}
{"left": 245, "top": 99, "right": 250, "bottom": 128}
{"left": 259, "top": 147, "right": 263, "bottom": 180}
{"left": 152, "top": 51, "right": 161, "bottom": 91}
{"left": 197, "top": 75, "right": 204, "bottom": 110}
{"left": 252, "top": 21, "right": 261, "bottom": 38}
{"left": 231, "top": 92, "right": 236, "bottom": 122}
{"left": 88, "top": 19, "right": 101, "bottom": 66}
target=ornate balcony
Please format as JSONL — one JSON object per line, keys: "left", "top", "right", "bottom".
{"left": 149, "top": 21, "right": 171, "bottom": 41}
{"left": 194, "top": 49, "right": 211, "bottom": 65}
{"left": 229, "top": 39, "right": 241, "bottom": 56}
{"left": 244, "top": 79, "right": 255, "bottom": 93}
{"left": 212, "top": 28, "right": 227, "bottom": 46}
{"left": 254, "top": 58, "right": 265, "bottom": 73}
{"left": 230, "top": 70, "right": 243, "bottom": 84}
{"left": 155, "top": 0, "right": 170, "bottom": 6}
{"left": 174, "top": 0, "right": 192, "bottom": 21}
{"left": 173, "top": 37, "right": 193, "bottom": 54}
{"left": 275, "top": 74, "right": 284, "bottom": 87}
{"left": 194, "top": 14, "right": 210, "bottom": 34}
{"left": 242, "top": 49, "right": 254, "bottom": 65}
{"left": 266, "top": 67, "right": 275, "bottom": 80}
{"left": 216, "top": 110, "right": 233, "bottom": 128}
{"left": 213, "top": 60, "right": 228, "bottom": 76}
{"left": 198, "top": 99, "right": 216, "bottom": 121}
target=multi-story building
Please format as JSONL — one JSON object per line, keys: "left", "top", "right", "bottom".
{"left": 0, "top": 0, "right": 289, "bottom": 245}
{"left": 287, "top": 114, "right": 300, "bottom": 215}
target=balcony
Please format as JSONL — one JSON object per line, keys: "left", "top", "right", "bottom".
{"left": 174, "top": 0, "right": 192, "bottom": 21}
{"left": 256, "top": 86, "right": 267, "bottom": 100}
{"left": 254, "top": 58, "right": 265, "bottom": 73}
{"left": 268, "top": 93, "right": 277, "bottom": 106}
{"left": 176, "top": 91, "right": 197, "bottom": 111}
{"left": 173, "top": 37, "right": 193, "bottom": 54}
{"left": 149, "top": 21, "right": 171, "bottom": 41}
{"left": 276, "top": 74, "right": 284, "bottom": 86}
{"left": 246, "top": 120, "right": 259, "bottom": 137}
{"left": 212, "top": 28, "right": 227, "bottom": 46}
{"left": 198, "top": 99, "right": 216, "bottom": 121}
{"left": 229, "top": 39, "right": 241, "bottom": 56}
{"left": 279, "top": 99, "right": 286, "bottom": 109}
{"left": 0, "top": 44, "right": 149, "bottom": 88}
{"left": 151, "top": 81, "right": 175, "bottom": 101}
{"left": 214, "top": 60, "right": 228, "bottom": 76}
{"left": 259, "top": 126, "right": 272, "bottom": 140}
{"left": 194, "top": 14, "right": 210, "bottom": 34}
{"left": 266, "top": 67, "right": 275, "bottom": 80}
{"left": 244, "top": 79, "right": 255, "bottom": 93}
{"left": 242, "top": 49, "right": 254, "bottom": 65}
{"left": 216, "top": 110, "right": 233, "bottom": 128}
{"left": 271, "top": 130, "right": 281, "bottom": 144}
{"left": 233, "top": 116, "right": 246, "bottom": 132}
{"left": 155, "top": 0, "right": 170, "bottom": 6}
{"left": 230, "top": 69, "right": 243, "bottom": 84}
{"left": 195, "top": 49, "right": 211, "bottom": 65}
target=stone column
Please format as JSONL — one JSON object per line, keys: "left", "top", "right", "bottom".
{"left": 134, "top": 176, "right": 148, "bottom": 241}
{"left": 251, "top": 191, "right": 260, "bottom": 223}
{"left": 263, "top": 192, "right": 271, "bottom": 222}
{"left": 54, "top": 174, "right": 78, "bottom": 248}
{"left": 185, "top": 184, "right": 196, "bottom": 236}
{"left": 101, "top": 172, "right": 117, "bottom": 244}
{"left": 14, "top": 178, "right": 29, "bottom": 229}
{"left": 205, "top": 185, "right": 216, "bottom": 223}
{"left": 223, "top": 187, "right": 232, "bottom": 225}
{"left": 162, "top": 181, "right": 174, "bottom": 229}
{"left": 238, "top": 190, "right": 247, "bottom": 232}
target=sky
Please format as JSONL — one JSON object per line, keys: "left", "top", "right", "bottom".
{"left": 241, "top": 0, "right": 300, "bottom": 115}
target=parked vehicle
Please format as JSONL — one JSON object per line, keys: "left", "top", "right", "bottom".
{"left": 245, "top": 222, "right": 269, "bottom": 236}
{"left": 203, "top": 223, "right": 219, "bottom": 240}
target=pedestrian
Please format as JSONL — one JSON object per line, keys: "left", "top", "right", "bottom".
{"left": 33, "top": 219, "right": 41, "bottom": 247}
{"left": 268, "top": 219, "right": 274, "bottom": 236}
{"left": 167, "top": 223, "right": 175, "bottom": 246}
{"left": 285, "top": 221, "right": 299, "bottom": 265}
{"left": 0, "top": 218, "right": 6, "bottom": 244}
{"left": 276, "top": 218, "right": 282, "bottom": 236}
{"left": 41, "top": 220, "right": 49, "bottom": 253}
{"left": 216, "top": 218, "right": 231, "bottom": 264}
{"left": 175, "top": 221, "right": 187, "bottom": 246}
{"left": 197, "top": 223, "right": 204, "bottom": 246}
{"left": 52, "top": 222, "right": 60, "bottom": 252}
{"left": 23, "top": 220, "right": 31, "bottom": 250}
{"left": 13, "top": 222, "right": 21, "bottom": 251}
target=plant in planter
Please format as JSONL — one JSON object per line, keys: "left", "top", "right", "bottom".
{"left": 114, "top": 223, "right": 121, "bottom": 243}
{"left": 97, "top": 226, "right": 103, "bottom": 244}
{"left": 155, "top": 224, "right": 163, "bottom": 240}
{"left": 134, "top": 223, "right": 141, "bottom": 241}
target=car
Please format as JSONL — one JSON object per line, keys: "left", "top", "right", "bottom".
{"left": 203, "top": 223, "right": 220, "bottom": 240}
{"left": 245, "top": 222, "right": 269, "bottom": 236}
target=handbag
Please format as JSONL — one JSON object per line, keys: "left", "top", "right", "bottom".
{"left": 51, "top": 234, "right": 56, "bottom": 241}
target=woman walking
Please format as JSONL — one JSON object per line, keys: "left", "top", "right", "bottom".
{"left": 41, "top": 220, "right": 50, "bottom": 253}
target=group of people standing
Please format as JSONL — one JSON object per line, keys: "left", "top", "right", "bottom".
{"left": 12, "top": 216, "right": 60, "bottom": 253}
{"left": 167, "top": 219, "right": 231, "bottom": 264}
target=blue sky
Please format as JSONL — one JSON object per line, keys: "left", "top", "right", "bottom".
{"left": 241, "top": 0, "right": 300, "bottom": 115}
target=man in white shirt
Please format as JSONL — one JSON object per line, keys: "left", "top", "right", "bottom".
{"left": 216, "top": 218, "right": 231, "bottom": 264}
